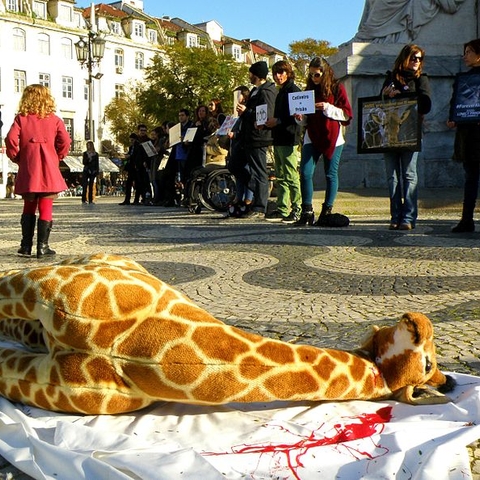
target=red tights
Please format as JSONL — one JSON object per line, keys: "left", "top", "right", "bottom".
{"left": 23, "top": 198, "right": 53, "bottom": 221}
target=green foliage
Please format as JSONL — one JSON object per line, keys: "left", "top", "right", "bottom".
{"left": 138, "top": 43, "right": 249, "bottom": 123}
{"left": 288, "top": 38, "right": 338, "bottom": 81}
{"left": 104, "top": 82, "right": 154, "bottom": 148}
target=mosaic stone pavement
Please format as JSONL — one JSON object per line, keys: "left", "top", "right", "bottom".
{"left": 1, "top": 190, "right": 480, "bottom": 479}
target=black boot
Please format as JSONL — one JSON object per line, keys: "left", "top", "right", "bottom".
{"left": 18, "top": 214, "right": 36, "bottom": 257}
{"left": 294, "top": 207, "right": 315, "bottom": 226}
{"left": 37, "top": 219, "right": 56, "bottom": 258}
{"left": 451, "top": 219, "right": 475, "bottom": 233}
{"left": 315, "top": 203, "right": 333, "bottom": 226}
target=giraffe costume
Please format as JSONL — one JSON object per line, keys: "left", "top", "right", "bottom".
{"left": 0, "top": 254, "right": 454, "bottom": 414}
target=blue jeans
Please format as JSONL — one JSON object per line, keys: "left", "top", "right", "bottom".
{"left": 246, "top": 146, "right": 269, "bottom": 213}
{"left": 299, "top": 143, "right": 343, "bottom": 208}
{"left": 384, "top": 150, "right": 418, "bottom": 226}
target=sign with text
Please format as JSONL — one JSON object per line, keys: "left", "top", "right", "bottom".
{"left": 217, "top": 115, "right": 239, "bottom": 136}
{"left": 288, "top": 90, "right": 315, "bottom": 115}
{"left": 452, "top": 72, "right": 480, "bottom": 123}
{"left": 256, "top": 104, "right": 268, "bottom": 126}
{"left": 169, "top": 123, "right": 182, "bottom": 147}
{"left": 183, "top": 127, "right": 198, "bottom": 143}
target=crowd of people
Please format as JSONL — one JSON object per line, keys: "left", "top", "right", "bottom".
{"left": 4, "top": 40, "right": 480, "bottom": 257}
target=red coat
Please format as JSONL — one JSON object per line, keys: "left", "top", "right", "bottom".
{"left": 5, "top": 113, "right": 71, "bottom": 195}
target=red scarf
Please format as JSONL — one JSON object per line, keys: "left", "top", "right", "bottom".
{"left": 306, "top": 83, "right": 352, "bottom": 159}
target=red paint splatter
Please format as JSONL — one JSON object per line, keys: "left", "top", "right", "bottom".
{"left": 203, "top": 406, "right": 392, "bottom": 480}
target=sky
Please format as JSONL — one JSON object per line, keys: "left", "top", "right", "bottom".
{"left": 75, "top": 0, "right": 366, "bottom": 53}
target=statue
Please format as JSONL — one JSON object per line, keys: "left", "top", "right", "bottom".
{"left": 353, "top": 0, "right": 466, "bottom": 43}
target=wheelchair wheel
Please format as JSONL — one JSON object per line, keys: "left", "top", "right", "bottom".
{"left": 202, "top": 168, "right": 236, "bottom": 212}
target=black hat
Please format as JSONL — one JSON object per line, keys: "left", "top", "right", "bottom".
{"left": 249, "top": 61, "right": 269, "bottom": 79}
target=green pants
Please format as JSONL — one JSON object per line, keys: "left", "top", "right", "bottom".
{"left": 274, "top": 145, "right": 301, "bottom": 216}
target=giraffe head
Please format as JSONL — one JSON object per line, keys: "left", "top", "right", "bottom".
{"left": 359, "top": 312, "right": 455, "bottom": 405}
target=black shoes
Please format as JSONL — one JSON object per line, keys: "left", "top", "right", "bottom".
{"left": 294, "top": 210, "right": 315, "bottom": 226}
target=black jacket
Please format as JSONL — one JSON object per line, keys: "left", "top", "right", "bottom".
{"left": 272, "top": 79, "right": 302, "bottom": 146}
{"left": 242, "top": 81, "right": 277, "bottom": 148}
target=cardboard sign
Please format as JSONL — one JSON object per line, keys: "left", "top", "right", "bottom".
{"left": 288, "top": 90, "right": 315, "bottom": 115}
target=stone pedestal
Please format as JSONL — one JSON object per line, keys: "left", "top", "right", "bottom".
{"left": 327, "top": 42, "right": 470, "bottom": 188}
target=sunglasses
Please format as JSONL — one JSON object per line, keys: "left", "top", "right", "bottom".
{"left": 309, "top": 72, "right": 322, "bottom": 79}
{"left": 410, "top": 55, "right": 423, "bottom": 62}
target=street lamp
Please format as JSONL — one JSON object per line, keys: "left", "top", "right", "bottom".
{"left": 75, "top": 31, "right": 106, "bottom": 143}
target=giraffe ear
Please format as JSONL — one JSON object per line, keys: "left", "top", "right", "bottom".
{"left": 355, "top": 325, "right": 380, "bottom": 357}
{"left": 391, "top": 384, "right": 453, "bottom": 405}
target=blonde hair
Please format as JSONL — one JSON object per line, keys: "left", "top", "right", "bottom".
{"left": 17, "top": 84, "right": 56, "bottom": 118}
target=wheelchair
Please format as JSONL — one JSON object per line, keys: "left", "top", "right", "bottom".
{"left": 185, "top": 163, "right": 237, "bottom": 214}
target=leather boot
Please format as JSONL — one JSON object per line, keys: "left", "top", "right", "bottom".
{"left": 294, "top": 207, "right": 315, "bottom": 226}
{"left": 315, "top": 203, "right": 333, "bottom": 226}
{"left": 37, "top": 219, "right": 56, "bottom": 258}
{"left": 18, "top": 214, "right": 36, "bottom": 257}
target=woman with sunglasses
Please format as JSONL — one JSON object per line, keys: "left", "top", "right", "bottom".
{"left": 294, "top": 57, "right": 353, "bottom": 226}
{"left": 381, "top": 44, "right": 431, "bottom": 230}
{"left": 448, "top": 39, "right": 480, "bottom": 233}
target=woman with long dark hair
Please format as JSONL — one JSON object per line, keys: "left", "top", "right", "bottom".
{"left": 295, "top": 57, "right": 353, "bottom": 226}
{"left": 381, "top": 44, "right": 431, "bottom": 230}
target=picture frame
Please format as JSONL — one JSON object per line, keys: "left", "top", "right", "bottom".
{"left": 357, "top": 94, "right": 421, "bottom": 154}
{"left": 451, "top": 72, "right": 480, "bottom": 123}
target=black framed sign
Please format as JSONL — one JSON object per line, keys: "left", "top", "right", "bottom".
{"left": 357, "top": 95, "right": 421, "bottom": 154}
{"left": 452, "top": 72, "right": 480, "bottom": 123}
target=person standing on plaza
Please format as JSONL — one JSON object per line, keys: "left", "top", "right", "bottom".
{"left": 265, "top": 60, "right": 302, "bottom": 223}
{"left": 5, "top": 84, "right": 71, "bottom": 258}
{"left": 236, "top": 61, "right": 277, "bottom": 218}
{"left": 130, "top": 124, "right": 153, "bottom": 205}
{"left": 448, "top": 39, "right": 480, "bottom": 233}
{"left": 380, "top": 44, "right": 431, "bottom": 230}
{"left": 119, "top": 132, "right": 138, "bottom": 205}
{"left": 294, "top": 57, "right": 353, "bottom": 226}
{"left": 81, "top": 140, "right": 99, "bottom": 204}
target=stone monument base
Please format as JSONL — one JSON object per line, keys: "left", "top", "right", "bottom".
{"left": 325, "top": 42, "right": 467, "bottom": 189}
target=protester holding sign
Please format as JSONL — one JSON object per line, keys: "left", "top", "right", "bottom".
{"left": 264, "top": 60, "right": 302, "bottom": 223}
{"left": 380, "top": 44, "right": 431, "bottom": 231}
{"left": 236, "top": 61, "right": 277, "bottom": 218}
{"left": 448, "top": 39, "right": 480, "bottom": 233}
{"left": 294, "top": 57, "right": 352, "bottom": 226}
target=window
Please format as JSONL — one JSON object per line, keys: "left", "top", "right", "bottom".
{"left": 59, "top": 5, "right": 72, "bottom": 22}
{"left": 115, "top": 84, "right": 124, "bottom": 98}
{"left": 63, "top": 118, "right": 74, "bottom": 147}
{"left": 39, "top": 73, "right": 50, "bottom": 88}
{"left": 6, "top": 0, "right": 19, "bottom": 12}
{"left": 114, "top": 49, "right": 124, "bottom": 67}
{"left": 135, "top": 52, "right": 144, "bottom": 70}
{"left": 110, "top": 22, "right": 121, "bottom": 35}
{"left": 62, "top": 76, "right": 73, "bottom": 99}
{"left": 148, "top": 30, "right": 157, "bottom": 44}
{"left": 133, "top": 22, "right": 144, "bottom": 38}
{"left": 232, "top": 46, "right": 242, "bottom": 61}
{"left": 33, "top": 1, "right": 47, "bottom": 19}
{"left": 38, "top": 33, "right": 50, "bottom": 55}
{"left": 61, "top": 37, "right": 72, "bottom": 60}
{"left": 14, "top": 70, "right": 26, "bottom": 93}
{"left": 187, "top": 34, "right": 198, "bottom": 48}
{"left": 13, "top": 28, "right": 26, "bottom": 52}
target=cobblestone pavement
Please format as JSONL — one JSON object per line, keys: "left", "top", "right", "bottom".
{"left": 1, "top": 188, "right": 480, "bottom": 479}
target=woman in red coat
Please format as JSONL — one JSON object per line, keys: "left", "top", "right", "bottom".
{"left": 5, "top": 84, "right": 71, "bottom": 258}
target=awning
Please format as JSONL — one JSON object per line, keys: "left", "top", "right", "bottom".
{"left": 0, "top": 158, "right": 19, "bottom": 173}
{"left": 61, "top": 156, "right": 119, "bottom": 173}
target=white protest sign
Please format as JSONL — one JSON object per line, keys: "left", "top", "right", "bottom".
{"left": 183, "top": 127, "right": 198, "bottom": 143}
{"left": 169, "top": 123, "right": 182, "bottom": 146}
{"left": 288, "top": 90, "right": 315, "bottom": 115}
{"left": 217, "top": 115, "right": 239, "bottom": 136}
{"left": 256, "top": 104, "right": 268, "bottom": 126}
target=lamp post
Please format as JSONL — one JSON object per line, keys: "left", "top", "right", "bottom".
{"left": 75, "top": 31, "right": 105, "bottom": 144}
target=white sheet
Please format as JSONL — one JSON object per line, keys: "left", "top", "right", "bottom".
{"left": 0, "top": 372, "right": 479, "bottom": 480}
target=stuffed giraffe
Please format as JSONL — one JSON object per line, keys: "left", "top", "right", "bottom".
{"left": 0, "top": 254, "right": 454, "bottom": 414}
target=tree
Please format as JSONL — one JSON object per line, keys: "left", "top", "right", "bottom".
{"left": 104, "top": 82, "right": 154, "bottom": 149}
{"left": 138, "top": 43, "right": 249, "bottom": 123}
{"left": 288, "top": 38, "right": 338, "bottom": 80}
